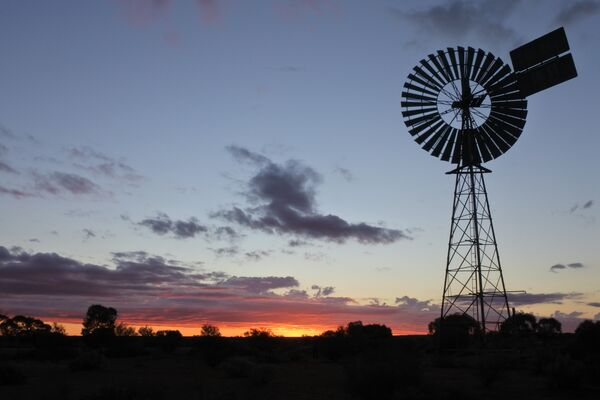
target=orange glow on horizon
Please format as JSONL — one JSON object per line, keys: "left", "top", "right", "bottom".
{"left": 53, "top": 320, "right": 426, "bottom": 337}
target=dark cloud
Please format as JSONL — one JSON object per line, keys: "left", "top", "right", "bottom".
{"left": 29, "top": 238, "right": 40, "bottom": 243}
{"left": 550, "top": 264, "right": 566, "bottom": 272}
{"left": 391, "top": 0, "right": 521, "bottom": 47}
{"left": 507, "top": 292, "right": 581, "bottom": 305}
{"left": 210, "top": 246, "right": 239, "bottom": 257}
{"left": 0, "top": 161, "right": 18, "bottom": 174}
{"left": 138, "top": 213, "right": 207, "bottom": 239}
{"left": 32, "top": 171, "right": 100, "bottom": 195}
{"left": 288, "top": 239, "right": 309, "bottom": 247}
{"left": 82, "top": 229, "right": 96, "bottom": 240}
{"left": 582, "top": 200, "right": 594, "bottom": 209}
{"left": 311, "top": 285, "right": 335, "bottom": 298}
{"left": 555, "top": 0, "right": 600, "bottom": 25}
{"left": 222, "top": 276, "right": 298, "bottom": 294}
{"left": 226, "top": 145, "right": 270, "bottom": 166}
{"left": 0, "top": 185, "right": 35, "bottom": 199}
{"left": 550, "top": 262, "right": 585, "bottom": 273}
{"left": 214, "top": 146, "right": 409, "bottom": 244}
{"left": 587, "top": 302, "right": 600, "bottom": 308}
{"left": 1, "top": 246, "right": 592, "bottom": 333}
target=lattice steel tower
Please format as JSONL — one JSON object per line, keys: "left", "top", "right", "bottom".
{"left": 400, "top": 28, "right": 577, "bottom": 333}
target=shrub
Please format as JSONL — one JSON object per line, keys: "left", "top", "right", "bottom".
{"left": 547, "top": 354, "right": 584, "bottom": 391}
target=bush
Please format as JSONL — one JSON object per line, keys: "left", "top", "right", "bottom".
{"left": 69, "top": 350, "right": 107, "bottom": 372}
{"left": 0, "top": 364, "right": 26, "bottom": 385}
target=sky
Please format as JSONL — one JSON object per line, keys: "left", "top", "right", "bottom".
{"left": 0, "top": 0, "right": 599, "bottom": 336}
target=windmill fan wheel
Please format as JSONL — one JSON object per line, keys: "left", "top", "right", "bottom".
{"left": 401, "top": 47, "right": 528, "bottom": 165}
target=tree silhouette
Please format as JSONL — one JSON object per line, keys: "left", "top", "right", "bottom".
{"left": 537, "top": 317, "right": 562, "bottom": 335}
{"left": 0, "top": 315, "right": 51, "bottom": 336}
{"left": 428, "top": 313, "right": 480, "bottom": 348}
{"left": 138, "top": 326, "right": 154, "bottom": 337}
{"left": 81, "top": 304, "right": 117, "bottom": 336}
{"left": 115, "top": 322, "right": 137, "bottom": 336}
{"left": 499, "top": 312, "right": 537, "bottom": 336}
{"left": 244, "top": 327, "right": 276, "bottom": 338}
{"left": 200, "top": 324, "right": 221, "bottom": 337}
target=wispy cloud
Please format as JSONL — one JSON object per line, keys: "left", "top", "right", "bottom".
{"left": 391, "top": 0, "right": 522, "bottom": 47}
{"left": 554, "top": 0, "right": 600, "bottom": 26}
{"left": 138, "top": 213, "right": 208, "bottom": 239}
{"left": 213, "top": 146, "right": 409, "bottom": 244}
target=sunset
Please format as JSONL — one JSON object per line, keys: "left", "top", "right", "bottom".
{"left": 1, "top": 1, "right": 599, "bottom": 399}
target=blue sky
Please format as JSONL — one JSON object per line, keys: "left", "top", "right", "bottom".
{"left": 0, "top": 0, "right": 598, "bottom": 334}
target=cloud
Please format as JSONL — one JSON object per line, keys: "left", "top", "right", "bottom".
{"left": 550, "top": 262, "right": 585, "bottom": 273}
{"left": 68, "top": 146, "right": 143, "bottom": 184}
{"left": 32, "top": 171, "right": 100, "bottom": 195}
{"left": 333, "top": 166, "right": 354, "bottom": 182}
{"left": 391, "top": 0, "right": 521, "bottom": 47}
{"left": 311, "top": 285, "right": 335, "bottom": 298}
{"left": 244, "top": 250, "right": 271, "bottom": 262}
{"left": 138, "top": 213, "right": 208, "bottom": 239}
{"left": 214, "top": 146, "right": 409, "bottom": 244}
{"left": 582, "top": 200, "right": 594, "bottom": 209}
{"left": 210, "top": 246, "right": 239, "bottom": 257}
{"left": 508, "top": 292, "right": 581, "bottom": 305}
{"left": 276, "top": 66, "right": 304, "bottom": 72}
{"left": 587, "top": 302, "right": 600, "bottom": 308}
{"left": 0, "top": 246, "right": 434, "bottom": 334}
{"left": 0, "top": 161, "right": 18, "bottom": 174}
{"left": 554, "top": 0, "right": 600, "bottom": 26}
{"left": 0, "top": 185, "right": 35, "bottom": 199}
{"left": 82, "top": 229, "right": 96, "bottom": 240}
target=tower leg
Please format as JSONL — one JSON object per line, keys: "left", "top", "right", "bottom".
{"left": 440, "top": 165, "right": 510, "bottom": 333}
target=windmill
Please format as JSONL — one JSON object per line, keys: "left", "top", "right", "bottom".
{"left": 401, "top": 28, "right": 577, "bottom": 333}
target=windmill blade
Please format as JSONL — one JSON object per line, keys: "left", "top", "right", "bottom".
{"left": 457, "top": 46, "right": 466, "bottom": 79}
{"left": 491, "top": 106, "right": 527, "bottom": 120}
{"left": 441, "top": 128, "right": 457, "bottom": 161}
{"left": 414, "top": 119, "right": 445, "bottom": 143}
{"left": 447, "top": 47, "right": 460, "bottom": 79}
{"left": 471, "top": 49, "right": 486, "bottom": 80}
{"left": 465, "top": 47, "right": 475, "bottom": 81}
{"left": 429, "top": 53, "right": 451, "bottom": 83}
{"left": 407, "top": 73, "right": 440, "bottom": 93}
{"left": 413, "top": 66, "right": 442, "bottom": 90}
{"left": 437, "top": 50, "right": 455, "bottom": 80}
{"left": 420, "top": 58, "right": 448, "bottom": 87}
{"left": 474, "top": 129, "right": 493, "bottom": 162}
{"left": 401, "top": 100, "right": 437, "bottom": 108}
{"left": 402, "top": 107, "right": 438, "bottom": 118}
{"left": 423, "top": 124, "right": 449, "bottom": 151}
{"left": 477, "top": 124, "right": 503, "bottom": 158}
{"left": 480, "top": 123, "right": 511, "bottom": 153}
{"left": 401, "top": 91, "right": 437, "bottom": 102}
{"left": 475, "top": 52, "right": 495, "bottom": 83}
{"left": 451, "top": 130, "right": 463, "bottom": 163}
{"left": 403, "top": 82, "right": 438, "bottom": 97}
{"left": 409, "top": 116, "right": 442, "bottom": 137}
{"left": 431, "top": 125, "right": 452, "bottom": 157}
{"left": 479, "top": 58, "right": 504, "bottom": 87}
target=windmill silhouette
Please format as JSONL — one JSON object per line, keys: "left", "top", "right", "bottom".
{"left": 401, "top": 28, "right": 577, "bottom": 333}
